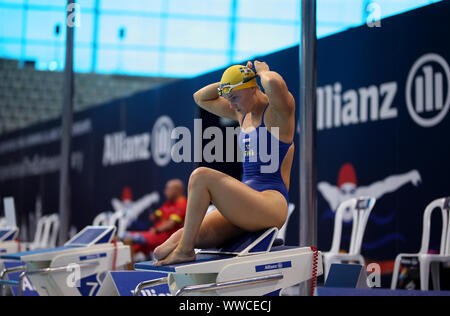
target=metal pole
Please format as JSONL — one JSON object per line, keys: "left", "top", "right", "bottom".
{"left": 59, "top": 0, "right": 76, "bottom": 245}
{"left": 299, "top": 0, "right": 317, "bottom": 296}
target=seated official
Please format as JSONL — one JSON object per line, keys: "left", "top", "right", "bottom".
{"left": 123, "top": 179, "right": 187, "bottom": 262}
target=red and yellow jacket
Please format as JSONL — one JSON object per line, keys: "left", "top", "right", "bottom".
{"left": 154, "top": 196, "right": 187, "bottom": 235}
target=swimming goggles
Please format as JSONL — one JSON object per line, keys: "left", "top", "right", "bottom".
{"left": 218, "top": 75, "right": 257, "bottom": 96}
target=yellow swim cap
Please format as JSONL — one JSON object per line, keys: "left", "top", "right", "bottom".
{"left": 219, "top": 65, "right": 257, "bottom": 96}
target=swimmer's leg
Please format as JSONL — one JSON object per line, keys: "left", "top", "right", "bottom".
{"left": 153, "top": 210, "right": 243, "bottom": 261}
{"left": 155, "top": 167, "right": 287, "bottom": 266}
{"left": 153, "top": 228, "right": 183, "bottom": 261}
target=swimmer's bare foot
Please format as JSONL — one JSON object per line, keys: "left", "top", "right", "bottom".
{"left": 154, "top": 229, "right": 183, "bottom": 261}
{"left": 154, "top": 247, "right": 196, "bottom": 266}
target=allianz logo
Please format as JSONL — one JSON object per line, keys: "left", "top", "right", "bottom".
{"left": 263, "top": 262, "right": 284, "bottom": 270}
{"left": 406, "top": 54, "right": 450, "bottom": 128}
{"left": 317, "top": 53, "right": 450, "bottom": 130}
{"left": 102, "top": 116, "right": 174, "bottom": 167}
{"left": 102, "top": 131, "right": 151, "bottom": 166}
{"left": 134, "top": 288, "right": 171, "bottom": 296}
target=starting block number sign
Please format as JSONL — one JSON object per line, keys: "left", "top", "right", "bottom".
{"left": 115, "top": 271, "right": 170, "bottom": 296}
{"left": 3, "top": 261, "right": 39, "bottom": 296}
{"left": 395, "top": 256, "right": 421, "bottom": 290}
{"left": 99, "top": 271, "right": 171, "bottom": 296}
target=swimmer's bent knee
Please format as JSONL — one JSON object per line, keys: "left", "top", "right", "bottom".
{"left": 188, "top": 167, "right": 214, "bottom": 188}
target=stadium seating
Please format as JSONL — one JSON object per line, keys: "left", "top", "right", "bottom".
{"left": 0, "top": 58, "right": 176, "bottom": 135}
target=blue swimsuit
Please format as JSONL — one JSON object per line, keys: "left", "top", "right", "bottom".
{"left": 238, "top": 104, "right": 292, "bottom": 204}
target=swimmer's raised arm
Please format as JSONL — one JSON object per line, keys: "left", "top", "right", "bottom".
{"left": 193, "top": 82, "right": 240, "bottom": 121}
{"left": 250, "top": 60, "right": 295, "bottom": 115}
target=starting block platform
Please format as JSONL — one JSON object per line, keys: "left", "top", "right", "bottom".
{"left": 0, "top": 227, "right": 25, "bottom": 295}
{"left": 0, "top": 226, "right": 131, "bottom": 296}
{"left": 0, "top": 227, "right": 20, "bottom": 256}
{"left": 0, "top": 198, "right": 21, "bottom": 259}
{"left": 134, "top": 228, "right": 323, "bottom": 296}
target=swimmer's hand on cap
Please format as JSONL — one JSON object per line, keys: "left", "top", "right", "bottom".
{"left": 246, "top": 60, "right": 270, "bottom": 75}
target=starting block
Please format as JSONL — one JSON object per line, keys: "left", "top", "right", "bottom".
{"left": 134, "top": 227, "right": 323, "bottom": 296}
{"left": 323, "top": 263, "right": 368, "bottom": 288}
{"left": 0, "top": 227, "right": 20, "bottom": 256}
{"left": 97, "top": 271, "right": 171, "bottom": 296}
{"left": 0, "top": 197, "right": 21, "bottom": 260}
{"left": 0, "top": 227, "right": 24, "bottom": 296}
{"left": 0, "top": 226, "right": 131, "bottom": 296}
{"left": 0, "top": 261, "right": 39, "bottom": 296}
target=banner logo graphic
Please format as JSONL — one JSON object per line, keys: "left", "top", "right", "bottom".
{"left": 152, "top": 116, "right": 174, "bottom": 167}
{"left": 406, "top": 53, "right": 450, "bottom": 128}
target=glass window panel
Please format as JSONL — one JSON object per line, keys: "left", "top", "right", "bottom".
{"left": 76, "top": 0, "right": 95, "bottom": 11}
{"left": 235, "top": 22, "right": 297, "bottom": 55}
{"left": 74, "top": 47, "right": 92, "bottom": 72}
{"left": 75, "top": 11, "right": 93, "bottom": 45}
{"left": 98, "top": 15, "right": 160, "bottom": 47}
{"left": 26, "top": 9, "right": 67, "bottom": 41}
{"left": 95, "top": 48, "right": 122, "bottom": 73}
{"left": 26, "top": 1, "right": 94, "bottom": 11}
{"left": 96, "top": 48, "right": 159, "bottom": 75}
{"left": 0, "top": 0, "right": 24, "bottom": 5}
{"left": 168, "top": 0, "right": 232, "bottom": 18}
{"left": 28, "top": 0, "right": 66, "bottom": 8}
{"left": 237, "top": 0, "right": 299, "bottom": 22}
{"left": 0, "top": 0, "right": 441, "bottom": 78}
{"left": 317, "top": 0, "right": 364, "bottom": 25}
{"left": 163, "top": 52, "right": 228, "bottom": 77}
{"left": 0, "top": 7, "right": 23, "bottom": 39}
{"left": 25, "top": 44, "right": 64, "bottom": 70}
{"left": 100, "top": 0, "right": 163, "bottom": 14}
{"left": 165, "top": 19, "right": 229, "bottom": 51}
{"left": 0, "top": 43, "right": 21, "bottom": 59}
{"left": 119, "top": 50, "right": 159, "bottom": 75}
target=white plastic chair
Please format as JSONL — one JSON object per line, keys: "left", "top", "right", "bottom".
{"left": 93, "top": 212, "right": 111, "bottom": 226}
{"left": 27, "top": 214, "right": 60, "bottom": 250}
{"left": 322, "top": 197, "right": 377, "bottom": 280}
{"left": 108, "top": 210, "right": 128, "bottom": 240}
{"left": 42, "top": 214, "right": 59, "bottom": 248}
{"left": 277, "top": 203, "right": 295, "bottom": 243}
{"left": 391, "top": 197, "right": 450, "bottom": 291}
{"left": 92, "top": 210, "right": 128, "bottom": 238}
{"left": 27, "top": 215, "right": 48, "bottom": 251}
